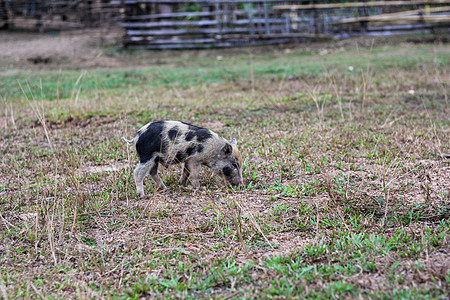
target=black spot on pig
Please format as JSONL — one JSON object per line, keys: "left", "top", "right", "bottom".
{"left": 197, "top": 144, "right": 204, "bottom": 153}
{"left": 136, "top": 121, "right": 166, "bottom": 163}
{"left": 175, "top": 151, "right": 186, "bottom": 163}
{"left": 186, "top": 146, "right": 197, "bottom": 156}
{"left": 196, "top": 129, "right": 212, "bottom": 142}
{"left": 183, "top": 122, "right": 213, "bottom": 142}
{"left": 168, "top": 127, "right": 179, "bottom": 141}
{"left": 185, "top": 131, "right": 195, "bottom": 141}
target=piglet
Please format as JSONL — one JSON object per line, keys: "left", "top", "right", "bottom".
{"left": 123, "top": 121, "right": 243, "bottom": 196}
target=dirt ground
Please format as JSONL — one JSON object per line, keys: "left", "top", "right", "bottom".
{"left": 0, "top": 28, "right": 128, "bottom": 71}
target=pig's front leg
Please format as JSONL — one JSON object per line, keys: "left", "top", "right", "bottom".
{"left": 180, "top": 160, "right": 200, "bottom": 188}
{"left": 179, "top": 162, "right": 190, "bottom": 186}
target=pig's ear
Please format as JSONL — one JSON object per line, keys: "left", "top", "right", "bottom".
{"left": 219, "top": 143, "right": 233, "bottom": 158}
{"left": 230, "top": 138, "right": 237, "bottom": 145}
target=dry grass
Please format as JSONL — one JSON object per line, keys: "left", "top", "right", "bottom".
{"left": 0, "top": 32, "right": 449, "bottom": 298}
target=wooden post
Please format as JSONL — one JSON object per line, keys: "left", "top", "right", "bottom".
{"left": 248, "top": 4, "right": 255, "bottom": 36}
{"left": 0, "top": 0, "right": 9, "bottom": 30}
{"left": 284, "top": 11, "right": 291, "bottom": 33}
{"left": 216, "top": 2, "right": 221, "bottom": 35}
{"left": 359, "top": 0, "right": 369, "bottom": 33}
{"left": 86, "top": 0, "right": 93, "bottom": 27}
{"left": 264, "top": 2, "right": 270, "bottom": 34}
{"left": 121, "top": 0, "right": 127, "bottom": 48}
{"left": 99, "top": 0, "right": 104, "bottom": 28}
{"left": 223, "top": 2, "right": 228, "bottom": 31}
{"left": 309, "top": 0, "right": 317, "bottom": 34}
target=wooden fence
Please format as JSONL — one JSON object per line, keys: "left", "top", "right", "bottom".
{"left": 118, "top": 0, "right": 450, "bottom": 49}
{"left": 1, "top": 1, "right": 449, "bottom": 48}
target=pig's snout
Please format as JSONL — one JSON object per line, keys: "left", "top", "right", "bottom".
{"left": 230, "top": 178, "right": 242, "bottom": 186}
{"left": 229, "top": 173, "right": 244, "bottom": 186}
{"left": 234, "top": 177, "right": 244, "bottom": 186}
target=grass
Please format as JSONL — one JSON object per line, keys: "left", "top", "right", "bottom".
{"left": 0, "top": 35, "right": 449, "bottom": 299}
{"left": 2, "top": 43, "right": 448, "bottom": 101}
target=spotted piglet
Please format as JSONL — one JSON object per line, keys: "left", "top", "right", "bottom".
{"left": 123, "top": 121, "right": 244, "bottom": 196}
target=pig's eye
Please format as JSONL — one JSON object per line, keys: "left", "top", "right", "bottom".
{"left": 232, "top": 162, "right": 238, "bottom": 169}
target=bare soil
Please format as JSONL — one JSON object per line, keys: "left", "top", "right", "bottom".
{"left": 0, "top": 28, "right": 125, "bottom": 71}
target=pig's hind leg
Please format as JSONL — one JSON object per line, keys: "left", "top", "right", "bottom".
{"left": 134, "top": 159, "right": 166, "bottom": 196}
{"left": 134, "top": 161, "right": 151, "bottom": 196}
{"left": 149, "top": 160, "right": 167, "bottom": 190}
